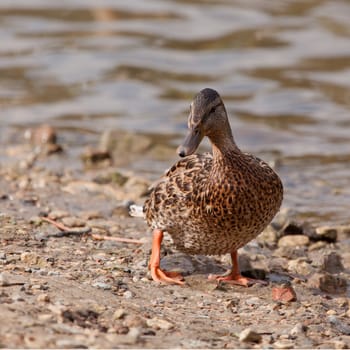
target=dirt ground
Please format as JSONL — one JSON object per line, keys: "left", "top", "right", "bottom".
{"left": 0, "top": 128, "right": 349, "bottom": 349}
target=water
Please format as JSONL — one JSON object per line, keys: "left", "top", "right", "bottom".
{"left": 0, "top": 0, "right": 349, "bottom": 225}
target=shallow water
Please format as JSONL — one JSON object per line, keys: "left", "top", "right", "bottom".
{"left": 0, "top": 0, "right": 349, "bottom": 225}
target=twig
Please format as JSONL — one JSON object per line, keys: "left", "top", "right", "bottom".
{"left": 91, "top": 233, "right": 143, "bottom": 245}
{"left": 40, "top": 216, "right": 91, "bottom": 237}
{"left": 40, "top": 216, "right": 143, "bottom": 244}
{"left": 41, "top": 216, "right": 70, "bottom": 231}
{"left": 48, "top": 227, "right": 92, "bottom": 237}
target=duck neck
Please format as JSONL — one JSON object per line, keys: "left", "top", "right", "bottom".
{"left": 209, "top": 125, "right": 240, "bottom": 162}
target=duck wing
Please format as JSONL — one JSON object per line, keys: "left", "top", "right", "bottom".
{"left": 144, "top": 153, "right": 212, "bottom": 229}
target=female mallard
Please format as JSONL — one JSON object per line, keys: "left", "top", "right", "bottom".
{"left": 142, "top": 88, "right": 283, "bottom": 286}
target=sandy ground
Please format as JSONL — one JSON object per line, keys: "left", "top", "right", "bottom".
{"left": 0, "top": 129, "right": 350, "bottom": 349}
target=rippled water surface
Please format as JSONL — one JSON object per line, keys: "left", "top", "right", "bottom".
{"left": 1, "top": 0, "right": 349, "bottom": 225}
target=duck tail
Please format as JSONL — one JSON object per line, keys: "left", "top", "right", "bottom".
{"left": 129, "top": 204, "right": 145, "bottom": 218}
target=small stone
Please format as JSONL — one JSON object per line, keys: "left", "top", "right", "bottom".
{"left": 307, "top": 273, "right": 347, "bottom": 294}
{"left": 48, "top": 303, "right": 66, "bottom": 315}
{"left": 282, "top": 221, "right": 304, "bottom": 235}
{"left": 316, "top": 252, "right": 344, "bottom": 274}
{"left": 106, "top": 327, "right": 141, "bottom": 345}
{"left": 273, "top": 340, "right": 295, "bottom": 349}
{"left": 258, "top": 225, "right": 278, "bottom": 244}
{"left": 38, "top": 314, "right": 55, "bottom": 322}
{"left": 80, "top": 211, "right": 103, "bottom": 220}
{"left": 0, "top": 273, "right": 9, "bottom": 286}
{"left": 61, "top": 216, "right": 86, "bottom": 228}
{"left": 333, "top": 340, "right": 348, "bottom": 349}
{"left": 12, "top": 294, "right": 25, "bottom": 302}
{"left": 37, "top": 293, "right": 50, "bottom": 302}
{"left": 328, "top": 315, "right": 350, "bottom": 335}
{"left": 81, "top": 147, "right": 111, "bottom": 166}
{"left": 326, "top": 309, "right": 337, "bottom": 316}
{"left": 113, "top": 309, "right": 126, "bottom": 320}
{"left": 290, "top": 322, "right": 307, "bottom": 337}
{"left": 238, "top": 328, "right": 262, "bottom": 343}
{"left": 92, "top": 282, "right": 112, "bottom": 290}
{"left": 20, "top": 252, "right": 40, "bottom": 265}
{"left": 271, "top": 208, "right": 295, "bottom": 231}
{"left": 278, "top": 235, "right": 309, "bottom": 248}
{"left": 272, "top": 284, "right": 297, "bottom": 302}
{"left": 308, "top": 241, "right": 327, "bottom": 251}
{"left": 314, "top": 226, "right": 337, "bottom": 242}
{"left": 124, "top": 315, "right": 146, "bottom": 328}
{"left": 24, "top": 124, "right": 57, "bottom": 145}
{"left": 287, "top": 258, "right": 314, "bottom": 276}
{"left": 48, "top": 210, "right": 69, "bottom": 220}
{"left": 336, "top": 225, "right": 350, "bottom": 235}
{"left": 245, "top": 297, "right": 261, "bottom": 307}
{"left": 55, "top": 339, "right": 87, "bottom": 348}
{"left": 146, "top": 317, "right": 174, "bottom": 330}
{"left": 123, "top": 291, "right": 133, "bottom": 299}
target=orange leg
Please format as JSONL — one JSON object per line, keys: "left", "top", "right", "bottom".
{"left": 208, "top": 250, "right": 267, "bottom": 287}
{"left": 149, "top": 229, "right": 184, "bottom": 285}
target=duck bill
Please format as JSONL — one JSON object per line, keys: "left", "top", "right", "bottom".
{"left": 177, "top": 128, "right": 203, "bottom": 157}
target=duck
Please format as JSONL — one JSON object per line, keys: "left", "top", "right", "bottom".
{"left": 136, "top": 88, "right": 283, "bottom": 286}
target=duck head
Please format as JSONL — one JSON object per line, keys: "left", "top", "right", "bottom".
{"left": 177, "top": 88, "right": 234, "bottom": 157}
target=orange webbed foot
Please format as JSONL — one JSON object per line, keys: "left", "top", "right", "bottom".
{"left": 208, "top": 273, "right": 267, "bottom": 287}
{"left": 150, "top": 266, "right": 184, "bottom": 285}
{"left": 208, "top": 250, "right": 268, "bottom": 287}
{"left": 149, "top": 229, "right": 185, "bottom": 285}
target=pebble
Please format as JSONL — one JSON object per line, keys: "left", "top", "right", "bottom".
{"left": 323, "top": 253, "right": 345, "bottom": 274}
{"left": 11, "top": 294, "right": 25, "bottom": 302}
{"left": 278, "top": 235, "right": 309, "bottom": 248}
{"left": 245, "top": 297, "right": 262, "bottom": 307}
{"left": 124, "top": 315, "right": 146, "bottom": 328}
{"left": 146, "top": 317, "right": 174, "bottom": 330}
{"left": 55, "top": 339, "right": 87, "bottom": 348}
{"left": 106, "top": 327, "right": 141, "bottom": 345}
{"left": 307, "top": 273, "right": 347, "bottom": 294}
{"left": 48, "top": 210, "right": 69, "bottom": 220}
{"left": 238, "top": 328, "right": 262, "bottom": 343}
{"left": 81, "top": 147, "right": 111, "bottom": 166}
{"left": 113, "top": 309, "right": 126, "bottom": 320}
{"left": 24, "top": 124, "right": 57, "bottom": 145}
{"left": 38, "top": 313, "right": 55, "bottom": 322}
{"left": 308, "top": 241, "right": 327, "bottom": 251}
{"left": 61, "top": 216, "right": 86, "bottom": 228}
{"left": 37, "top": 293, "right": 50, "bottom": 302}
{"left": 282, "top": 221, "right": 304, "bottom": 235}
{"left": 21, "top": 252, "right": 40, "bottom": 265}
{"left": 92, "top": 282, "right": 112, "bottom": 290}
{"left": 0, "top": 273, "right": 9, "bottom": 286}
{"left": 287, "top": 258, "right": 314, "bottom": 276}
{"left": 314, "top": 226, "right": 337, "bottom": 242}
{"left": 272, "top": 284, "right": 297, "bottom": 302}
{"left": 258, "top": 225, "right": 278, "bottom": 244}
{"left": 273, "top": 340, "right": 295, "bottom": 349}
{"left": 123, "top": 290, "right": 133, "bottom": 299}
{"left": 328, "top": 316, "right": 350, "bottom": 335}
{"left": 335, "top": 225, "right": 350, "bottom": 235}
{"left": 290, "top": 322, "right": 307, "bottom": 337}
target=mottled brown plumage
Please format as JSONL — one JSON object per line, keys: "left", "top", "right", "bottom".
{"left": 143, "top": 88, "right": 283, "bottom": 285}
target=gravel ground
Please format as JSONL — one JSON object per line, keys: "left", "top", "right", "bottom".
{"left": 0, "top": 127, "right": 349, "bottom": 349}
